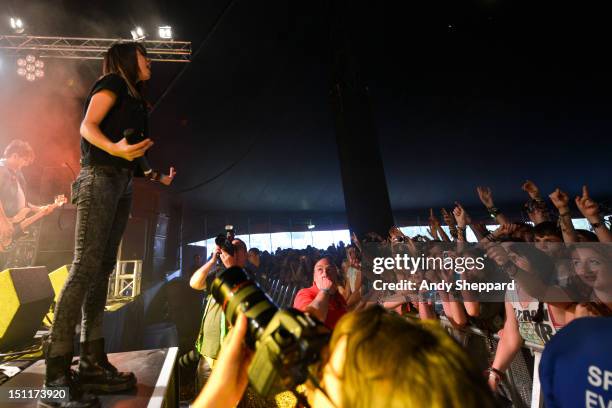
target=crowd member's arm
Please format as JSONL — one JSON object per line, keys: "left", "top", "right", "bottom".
{"left": 441, "top": 208, "right": 458, "bottom": 240}
{"left": 418, "top": 301, "right": 437, "bottom": 320}
{"left": 189, "top": 249, "right": 220, "bottom": 290}
{"left": 575, "top": 185, "right": 612, "bottom": 242}
{"left": 430, "top": 208, "right": 450, "bottom": 242}
{"left": 486, "top": 243, "right": 573, "bottom": 307}
{"left": 470, "top": 222, "right": 489, "bottom": 242}
{"left": 488, "top": 303, "right": 523, "bottom": 393}
{"left": 439, "top": 291, "right": 468, "bottom": 327}
{"left": 295, "top": 274, "right": 336, "bottom": 322}
{"left": 549, "top": 188, "right": 578, "bottom": 243}
{"left": 350, "top": 231, "right": 362, "bottom": 253}
{"left": 81, "top": 89, "right": 153, "bottom": 161}
{"left": 453, "top": 202, "right": 469, "bottom": 252}
{"left": 477, "top": 186, "right": 510, "bottom": 225}
{"left": 479, "top": 223, "right": 514, "bottom": 244}
{"left": 192, "top": 313, "right": 251, "bottom": 408}
{"left": 463, "top": 300, "right": 480, "bottom": 317}
{"left": 345, "top": 270, "right": 362, "bottom": 309}
{"left": 522, "top": 180, "right": 551, "bottom": 224}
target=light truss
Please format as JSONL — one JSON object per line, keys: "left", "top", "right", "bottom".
{"left": 0, "top": 35, "right": 191, "bottom": 62}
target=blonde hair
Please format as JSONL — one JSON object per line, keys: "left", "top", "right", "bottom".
{"left": 330, "top": 307, "right": 496, "bottom": 408}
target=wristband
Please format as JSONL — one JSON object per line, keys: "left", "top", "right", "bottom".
{"left": 487, "top": 206, "right": 500, "bottom": 218}
{"left": 485, "top": 367, "right": 506, "bottom": 383}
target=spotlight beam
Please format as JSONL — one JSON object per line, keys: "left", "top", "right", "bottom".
{"left": 0, "top": 35, "right": 191, "bottom": 62}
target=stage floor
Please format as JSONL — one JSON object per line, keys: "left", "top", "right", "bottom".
{"left": 0, "top": 347, "right": 178, "bottom": 408}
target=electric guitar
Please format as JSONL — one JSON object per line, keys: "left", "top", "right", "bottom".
{"left": 0, "top": 194, "right": 68, "bottom": 252}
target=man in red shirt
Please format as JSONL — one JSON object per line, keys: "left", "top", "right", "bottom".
{"left": 293, "top": 256, "right": 347, "bottom": 328}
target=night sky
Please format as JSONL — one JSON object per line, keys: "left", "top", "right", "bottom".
{"left": 1, "top": 0, "right": 611, "bottom": 219}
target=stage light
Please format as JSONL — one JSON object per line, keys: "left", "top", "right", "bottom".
{"left": 158, "top": 26, "right": 172, "bottom": 39}
{"left": 16, "top": 55, "right": 44, "bottom": 81}
{"left": 131, "top": 26, "right": 146, "bottom": 41}
{"left": 10, "top": 17, "right": 25, "bottom": 34}
{"left": 308, "top": 223, "right": 316, "bottom": 230}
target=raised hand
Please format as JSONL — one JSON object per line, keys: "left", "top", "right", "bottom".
{"left": 429, "top": 208, "right": 441, "bottom": 227}
{"left": 485, "top": 243, "right": 509, "bottom": 266}
{"left": 549, "top": 188, "right": 570, "bottom": 210}
{"left": 575, "top": 185, "right": 600, "bottom": 220}
{"left": 492, "top": 223, "right": 517, "bottom": 239}
{"left": 112, "top": 138, "right": 154, "bottom": 161}
{"left": 389, "top": 226, "right": 407, "bottom": 242}
{"left": 522, "top": 180, "right": 541, "bottom": 200}
{"left": 476, "top": 186, "right": 495, "bottom": 208}
{"left": 441, "top": 208, "right": 456, "bottom": 227}
{"left": 452, "top": 202, "right": 471, "bottom": 228}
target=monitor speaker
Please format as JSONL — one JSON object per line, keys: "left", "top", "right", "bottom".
{"left": 0, "top": 266, "right": 53, "bottom": 350}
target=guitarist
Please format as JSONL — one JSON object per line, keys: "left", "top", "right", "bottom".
{"left": 0, "top": 139, "right": 52, "bottom": 266}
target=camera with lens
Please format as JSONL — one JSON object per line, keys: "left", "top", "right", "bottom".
{"left": 211, "top": 266, "right": 330, "bottom": 397}
{"left": 214, "top": 224, "right": 236, "bottom": 255}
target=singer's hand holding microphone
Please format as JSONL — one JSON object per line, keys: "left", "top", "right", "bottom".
{"left": 112, "top": 135, "right": 153, "bottom": 162}
{"left": 113, "top": 129, "right": 176, "bottom": 186}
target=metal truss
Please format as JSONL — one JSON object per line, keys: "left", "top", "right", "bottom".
{"left": 0, "top": 35, "right": 191, "bottom": 62}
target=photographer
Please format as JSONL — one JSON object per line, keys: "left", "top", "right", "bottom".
{"left": 193, "top": 306, "right": 497, "bottom": 408}
{"left": 190, "top": 237, "right": 248, "bottom": 392}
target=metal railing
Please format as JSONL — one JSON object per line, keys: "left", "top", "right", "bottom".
{"left": 263, "top": 278, "right": 300, "bottom": 308}
{"left": 436, "top": 316, "right": 544, "bottom": 408}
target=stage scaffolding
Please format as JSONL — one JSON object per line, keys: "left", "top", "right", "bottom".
{"left": 0, "top": 35, "right": 191, "bottom": 62}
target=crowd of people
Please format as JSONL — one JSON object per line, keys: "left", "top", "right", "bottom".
{"left": 189, "top": 180, "right": 611, "bottom": 408}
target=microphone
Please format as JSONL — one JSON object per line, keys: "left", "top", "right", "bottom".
{"left": 123, "top": 128, "right": 152, "bottom": 175}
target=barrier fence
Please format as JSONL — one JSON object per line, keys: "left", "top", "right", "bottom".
{"left": 436, "top": 316, "right": 544, "bottom": 408}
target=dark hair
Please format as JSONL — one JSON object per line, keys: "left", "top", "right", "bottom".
{"left": 103, "top": 42, "right": 147, "bottom": 100}
{"left": 575, "top": 229, "right": 598, "bottom": 242}
{"left": 248, "top": 248, "right": 261, "bottom": 255}
{"left": 3, "top": 139, "right": 34, "bottom": 160}
{"left": 533, "top": 221, "right": 562, "bottom": 239}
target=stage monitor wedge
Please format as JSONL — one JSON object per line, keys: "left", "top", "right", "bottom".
{"left": 0, "top": 266, "right": 53, "bottom": 350}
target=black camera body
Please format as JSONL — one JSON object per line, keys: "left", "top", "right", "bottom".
{"left": 211, "top": 266, "right": 330, "bottom": 396}
{"left": 214, "top": 225, "right": 236, "bottom": 256}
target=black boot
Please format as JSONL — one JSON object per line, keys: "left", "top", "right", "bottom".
{"left": 78, "top": 338, "right": 136, "bottom": 393}
{"left": 38, "top": 351, "right": 100, "bottom": 408}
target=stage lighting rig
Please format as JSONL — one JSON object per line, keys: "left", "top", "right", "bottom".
{"left": 10, "top": 17, "right": 25, "bottom": 34}
{"left": 131, "top": 26, "right": 146, "bottom": 41}
{"left": 158, "top": 26, "right": 172, "bottom": 39}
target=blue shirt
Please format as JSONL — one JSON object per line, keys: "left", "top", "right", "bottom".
{"left": 539, "top": 317, "right": 612, "bottom": 408}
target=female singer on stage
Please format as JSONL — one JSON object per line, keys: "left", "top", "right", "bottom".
{"left": 41, "top": 43, "right": 175, "bottom": 408}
